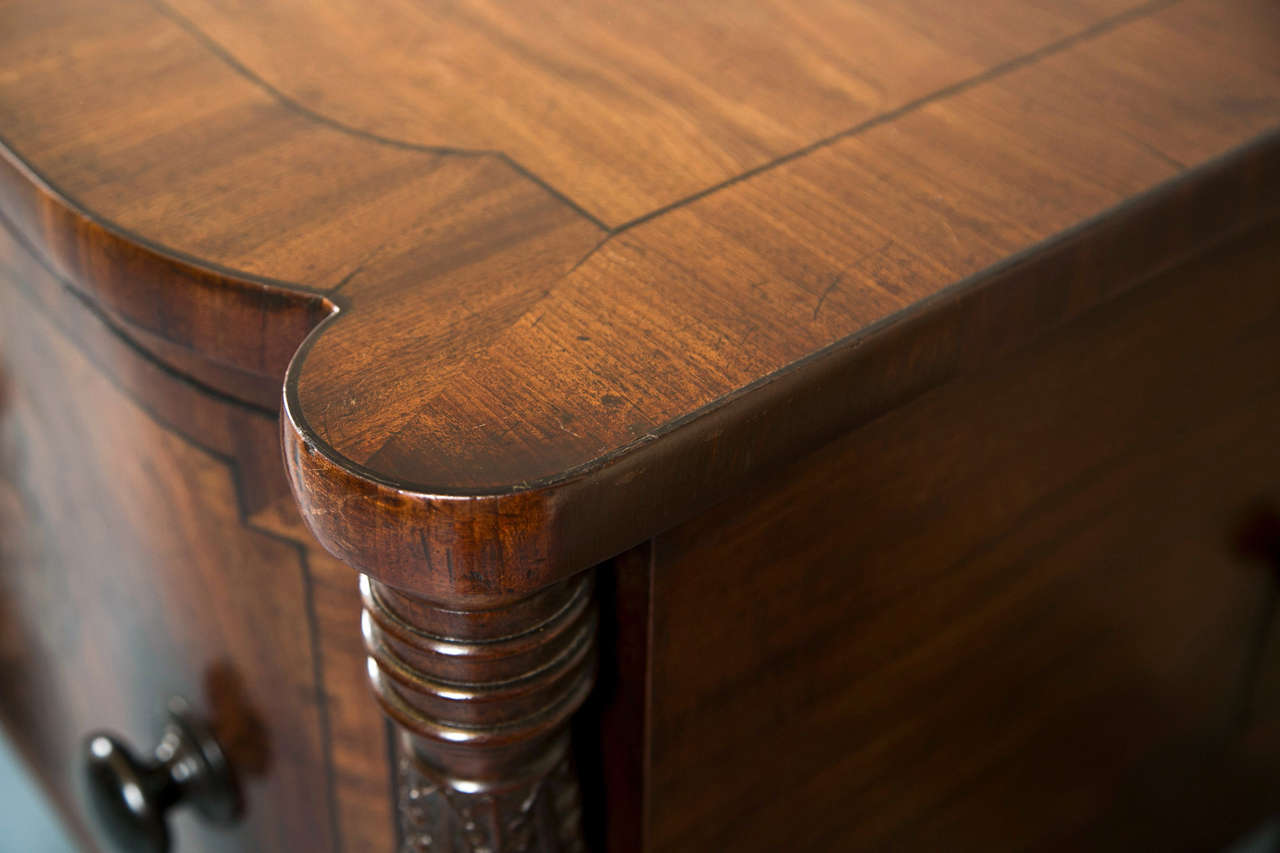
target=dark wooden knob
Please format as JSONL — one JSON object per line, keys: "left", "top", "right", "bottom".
{"left": 82, "top": 698, "right": 240, "bottom": 853}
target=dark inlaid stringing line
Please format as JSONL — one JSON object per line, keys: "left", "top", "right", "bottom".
{"left": 3, "top": 207, "right": 312, "bottom": 534}
{"left": 0, "top": 210, "right": 280, "bottom": 418}
{"left": 385, "top": 720, "right": 405, "bottom": 851}
{"left": 282, "top": 124, "right": 1280, "bottom": 497}
{"left": 3, "top": 210, "right": 353, "bottom": 853}
{"left": 295, "top": 544, "right": 347, "bottom": 853}
{"left": 143, "top": 0, "right": 611, "bottom": 233}
{"left": 0, "top": 0, "right": 1183, "bottom": 319}
{"left": 0, "top": 134, "right": 335, "bottom": 300}
{"left": 7, "top": 0, "right": 1263, "bottom": 500}
{"left": 603, "top": 0, "right": 1186, "bottom": 236}
{"left": 146, "top": 0, "right": 1178, "bottom": 238}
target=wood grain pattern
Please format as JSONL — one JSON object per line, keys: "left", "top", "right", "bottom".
{"left": 274, "top": 0, "right": 1280, "bottom": 595}
{"left": 0, "top": 206, "right": 394, "bottom": 851}
{"left": 646, "top": 220, "right": 1280, "bottom": 852}
{"left": 161, "top": 0, "right": 1143, "bottom": 226}
{"left": 2, "top": 1, "right": 1280, "bottom": 849}
{"left": 306, "top": 551, "right": 398, "bottom": 853}
{"left": 1, "top": 0, "right": 1276, "bottom": 602}
{"left": 0, "top": 227, "right": 334, "bottom": 852}
{"left": 291, "top": 0, "right": 1280, "bottom": 492}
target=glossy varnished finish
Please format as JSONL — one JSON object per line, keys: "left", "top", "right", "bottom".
{"left": 0, "top": 0, "right": 1276, "bottom": 597}
{"left": 163, "top": 0, "right": 1153, "bottom": 225}
{"left": 0, "top": 218, "right": 393, "bottom": 849}
{"left": 285, "top": 0, "right": 1280, "bottom": 597}
{"left": 364, "top": 575, "right": 595, "bottom": 851}
{"left": 647, "top": 222, "right": 1280, "bottom": 851}
{"left": 0, "top": 228, "right": 330, "bottom": 850}
{"left": 1, "top": 0, "right": 1279, "bottom": 850}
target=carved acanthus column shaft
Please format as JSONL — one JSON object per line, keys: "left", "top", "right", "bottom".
{"left": 360, "top": 571, "right": 596, "bottom": 853}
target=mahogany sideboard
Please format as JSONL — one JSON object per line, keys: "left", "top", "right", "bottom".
{"left": 2, "top": 0, "right": 1280, "bottom": 850}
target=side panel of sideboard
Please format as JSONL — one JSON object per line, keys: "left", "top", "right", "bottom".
{"left": 645, "top": 220, "right": 1280, "bottom": 851}
{"left": 0, "top": 220, "right": 392, "bottom": 851}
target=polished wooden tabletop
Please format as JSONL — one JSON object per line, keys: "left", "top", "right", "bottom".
{"left": 3, "top": 3, "right": 1280, "bottom": 852}
{"left": 2, "top": 0, "right": 1278, "bottom": 598}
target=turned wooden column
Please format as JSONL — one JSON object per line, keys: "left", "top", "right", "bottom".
{"left": 359, "top": 572, "right": 596, "bottom": 852}
{"left": 281, "top": 340, "right": 613, "bottom": 851}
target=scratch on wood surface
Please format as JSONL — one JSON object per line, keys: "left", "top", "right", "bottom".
{"left": 812, "top": 273, "right": 843, "bottom": 320}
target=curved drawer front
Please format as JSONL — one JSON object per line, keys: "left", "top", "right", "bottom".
{"left": 0, "top": 221, "right": 389, "bottom": 852}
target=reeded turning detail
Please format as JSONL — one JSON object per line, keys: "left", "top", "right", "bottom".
{"left": 360, "top": 573, "right": 596, "bottom": 853}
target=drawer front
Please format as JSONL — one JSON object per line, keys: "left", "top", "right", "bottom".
{"left": 0, "top": 222, "right": 389, "bottom": 851}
